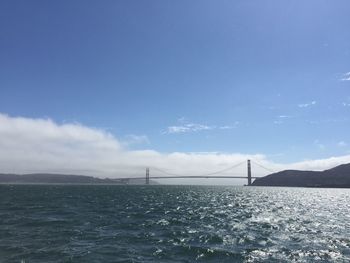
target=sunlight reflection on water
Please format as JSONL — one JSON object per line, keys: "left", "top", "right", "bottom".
{"left": 0, "top": 185, "right": 350, "bottom": 262}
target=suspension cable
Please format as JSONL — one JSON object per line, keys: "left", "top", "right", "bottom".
{"left": 250, "top": 160, "right": 276, "bottom": 173}
{"left": 149, "top": 160, "right": 246, "bottom": 177}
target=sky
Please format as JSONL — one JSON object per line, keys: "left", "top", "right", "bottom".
{"left": 0, "top": 1, "right": 350, "bottom": 183}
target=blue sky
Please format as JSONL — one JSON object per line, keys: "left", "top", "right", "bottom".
{"left": 1, "top": 0, "right": 350, "bottom": 165}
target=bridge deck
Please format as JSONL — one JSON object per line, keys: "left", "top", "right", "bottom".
{"left": 113, "top": 175, "right": 260, "bottom": 180}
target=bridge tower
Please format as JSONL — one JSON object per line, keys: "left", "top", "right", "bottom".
{"left": 247, "top": 160, "right": 252, "bottom": 186}
{"left": 146, "top": 167, "right": 150, "bottom": 185}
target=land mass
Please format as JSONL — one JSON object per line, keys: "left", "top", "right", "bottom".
{"left": 0, "top": 173, "right": 157, "bottom": 185}
{"left": 252, "top": 163, "right": 350, "bottom": 188}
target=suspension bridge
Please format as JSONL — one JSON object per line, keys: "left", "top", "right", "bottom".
{"left": 113, "top": 159, "right": 275, "bottom": 186}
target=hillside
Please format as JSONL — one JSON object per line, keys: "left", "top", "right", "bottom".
{"left": 252, "top": 163, "right": 350, "bottom": 187}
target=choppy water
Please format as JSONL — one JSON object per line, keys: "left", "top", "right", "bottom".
{"left": 1, "top": 185, "right": 350, "bottom": 262}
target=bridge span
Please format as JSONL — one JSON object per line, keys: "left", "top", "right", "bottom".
{"left": 115, "top": 175, "right": 260, "bottom": 180}
{"left": 112, "top": 160, "right": 272, "bottom": 186}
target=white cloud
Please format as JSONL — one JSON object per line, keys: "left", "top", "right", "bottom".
{"left": 219, "top": 125, "right": 234, "bottom": 130}
{"left": 298, "top": 101, "right": 317, "bottom": 108}
{"left": 340, "top": 72, "right": 350, "bottom": 81}
{"left": 177, "top": 117, "right": 187, "bottom": 123}
{"left": 219, "top": 122, "right": 239, "bottom": 130}
{"left": 165, "top": 123, "right": 214, "bottom": 134}
{"left": 337, "top": 141, "right": 347, "bottom": 147}
{"left": 164, "top": 120, "right": 239, "bottom": 134}
{"left": 288, "top": 155, "right": 350, "bottom": 171}
{"left": 1, "top": 113, "right": 350, "bottom": 184}
{"left": 273, "top": 115, "right": 292, "bottom": 125}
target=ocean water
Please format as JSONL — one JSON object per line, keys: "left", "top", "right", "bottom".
{"left": 0, "top": 185, "right": 350, "bottom": 262}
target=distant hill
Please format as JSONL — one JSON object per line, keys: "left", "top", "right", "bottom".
{"left": 252, "top": 163, "right": 350, "bottom": 188}
{"left": 0, "top": 173, "right": 157, "bottom": 185}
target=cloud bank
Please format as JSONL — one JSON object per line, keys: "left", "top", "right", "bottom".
{"left": 1, "top": 113, "right": 350, "bottom": 184}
